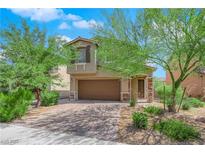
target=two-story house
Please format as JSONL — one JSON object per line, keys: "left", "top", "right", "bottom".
{"left": 51, "top": 37, "right": 155, "bottom": 103}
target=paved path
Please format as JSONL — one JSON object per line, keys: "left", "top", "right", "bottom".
{"left": 0, "top": 123, "right": 122, "bottom": 145}
{"left": 1, "top": 103, "right": 126, "bottom": 145}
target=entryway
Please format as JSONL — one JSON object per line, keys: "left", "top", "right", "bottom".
{"left": 138, "top": 79, "right": 145, "bottom": 99}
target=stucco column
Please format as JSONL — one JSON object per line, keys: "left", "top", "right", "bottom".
{"left": 69, "top": 77, "right": 77, "bottom": 100}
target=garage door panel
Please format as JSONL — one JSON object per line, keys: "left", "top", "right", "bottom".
{"left": 78, "top": 80, "right": 120, "bottom": 101}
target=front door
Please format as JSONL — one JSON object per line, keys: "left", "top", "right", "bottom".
{"left": 138, "top": 79, "right": 145, "bottom": 99}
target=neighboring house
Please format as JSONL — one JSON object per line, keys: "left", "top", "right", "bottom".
{"left": 52, "top": 37, "right": 155, "bottom": 102}
{"left": 166, "top": 68, "right": 205, "bottom": 100}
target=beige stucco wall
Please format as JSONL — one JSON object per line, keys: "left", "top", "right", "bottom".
{"left": 121, "top": 78, "right": 129, "bottom": 92}
{"left": 70, "top": 70, "right": 152, "bottom": 102}
{"left": 67, "top": 40, "right": 97, "bottom": 74}
{"left": 51, "top": 65, "right": 70, "bottom": 98}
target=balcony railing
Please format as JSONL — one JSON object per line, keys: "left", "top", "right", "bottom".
{"left": 67, "top": 63, "right": 97, "bottom": 74}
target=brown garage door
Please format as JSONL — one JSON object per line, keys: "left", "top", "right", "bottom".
{"left": 78, "top": 80, "right": 120, "bottom": 101}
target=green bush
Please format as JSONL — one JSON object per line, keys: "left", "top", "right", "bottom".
{"left": 182, "top": 98, "right": 204, "bottom": 110}
{"left": 155, "top": 84, "right": 183, "bottom": 105}
{"left": 182, "top": 102, "right": 191, "bottom": 110}
{"left": 155, "top": 84, "right": 172, "bottom": 99}
{"left": 188, "top": 98, "right": 204, "bottom": 108}
{"left": 0, "top": 88, "right": 33, "bottom": 122}
{"left": 41, "top": 91, "right": 59, "bottom": 106}
{"left": 154, "top": 79, "right": 164, "bottom": 89}
{"left": 129, "top": 99, "right": 136, "bottom": 107}
{"left": 153, "top": 119, "right": 200, "bottom": 141}
{"left": 144, "top": 106, "right": 163, "bottom": 115}
{"left": 132, "top": 112, "right": 148, "bottom": 129}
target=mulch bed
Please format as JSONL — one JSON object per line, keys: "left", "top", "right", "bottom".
{"left": 117, "top": 105, "right": 205, "bottom": 145}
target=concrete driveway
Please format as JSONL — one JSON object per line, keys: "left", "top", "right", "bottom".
{"left": 0, "top": 101, "right": 126, "bottom": 144}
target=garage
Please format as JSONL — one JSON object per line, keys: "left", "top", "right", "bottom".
{"left": 78, "top": 79, "right": 120, "bottom": 101}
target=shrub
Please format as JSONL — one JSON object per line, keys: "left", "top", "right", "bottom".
{"left": 155, "top": 84, "right": 172, "bottom": 99}
{"left": 182, "top": 98, "right": 204, "bottom": 109}
{"left": 182, "top": 102, "right": 191, "bottom": 110}
{"left": 132, "top": 112, "right": 148, "bottom": 129}
{"left": 144, "top": 106, "right": 163, "bottom": 115}
{"left": 129, "top": 99, "right": 136, "bottom": 107}
{"left": 153, "top": 119, "right": 200, "bottom": 141}
{"left": 154, "top": 79, "right": 164, "bottom": 89}
{"left": 155, "top": 84, "right": 183, "bottom": 105}
{"left": 188, "top": 98, "right": 204, "bottom": 108}
{"left": 0, "top": 88, "right": 33, "bottom": 122}
{"left": 41, "top": 91, "right": 59, "bottom": 106}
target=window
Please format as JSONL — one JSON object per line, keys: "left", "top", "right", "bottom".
{"left": 76, "top": 46, "right": 91, "bottom": 63}
{"left": 78, "top": 48, "right": 86, "bottom": 63}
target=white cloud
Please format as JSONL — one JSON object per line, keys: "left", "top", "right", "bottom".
{"left": 65, "top": 13, "right": 81, "bottom": 21}
{"left": 10, "top": 8, "right": 82, "bottom": 23}
{"left": 9, "top": 8, "right": 103, "bottom": 30}
{"left": 57, "top": 35, "right": 72, "bottom": 42}
{"left": 73, "top": 19, "right": 103, "bottom": 29}
{"left": 58, "top": 22, "right": 70, "bottom": 30}
{"left": 10, "top": 8, "right": 64, "bottom": 22}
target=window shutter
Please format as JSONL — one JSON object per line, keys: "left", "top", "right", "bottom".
{"left": 86, "top": 45, "right": 91, "bottom": 63}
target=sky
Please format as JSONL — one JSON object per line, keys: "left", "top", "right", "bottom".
{"left": 0, "top": 8, "right": 165, "bottom": 78}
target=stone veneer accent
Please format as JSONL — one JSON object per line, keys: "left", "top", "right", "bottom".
{"left": 147, "top": 77, "right": 153, "bottom": 102}
{"left": 69, "top": 91, "right": 78, "bottom": 100}
{"left": 121, "top": 92, "right": 130, "bottom": 101}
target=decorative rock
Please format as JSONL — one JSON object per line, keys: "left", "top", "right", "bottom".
{"left": 195, "top": 116, "right": 205, "bottom": 123}
{"left": 148, "top": 135, "right": 155, "bottom": 144}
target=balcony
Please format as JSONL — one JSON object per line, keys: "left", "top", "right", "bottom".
{"left": 67, "top": 63, "right": 97, "bottom": 74}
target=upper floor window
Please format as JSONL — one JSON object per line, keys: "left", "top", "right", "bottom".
{"left": 78, "top": 48, "right": 86, "bottom": 63}
{"left": 76, "top": 45, "right": 91, "bottom": 63}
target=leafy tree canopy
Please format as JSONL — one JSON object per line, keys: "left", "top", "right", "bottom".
{"left": 143, "top": 9, "right": 205, "bottom": 81}
{"left": 142, "top": 9, "right": 205, "bottom": 111}
{"left": 94, "top": 8, "right": 205, "bottom": 111}
{"left": 94, "top": 9, "right": 152, "bottom": 77}
{"left": 0, "top": 20, "right": 75, "bottom": 92}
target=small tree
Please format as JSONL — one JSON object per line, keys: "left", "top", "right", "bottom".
{"left": 95, "top": 9, "right": 205, "bottom": 112}
{"left": 141, "top": 9, "right": 205, "bottom": 112}
{"left": 94, "top": 9, "right": 151, "bottom": 103}
{"left": 0, "top": 20, "right": 75, "bottom": 107}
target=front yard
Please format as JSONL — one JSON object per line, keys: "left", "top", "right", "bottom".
{"left": 1, "top": 101, "right": 205, "bottom": 145}
{"left": 118, "top": 103, "right": 205, "bottom": 144}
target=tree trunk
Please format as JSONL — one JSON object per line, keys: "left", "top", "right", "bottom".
{"left": 168, "top": 83, "right": 180, "bottom": 112}
{"left": 35, "top": 88, "right": 41, "bottom": 108}
{"left": 177, "top": 87, "right": 186, "bottom": 112}
{"left": 168, "top": 90, "right": 177, "bottom": 112}
{"left": 163, "top": 84, "right": 166, "bottom": 111}
{"left": 131, "top": 78, "right": 138, "bottom": 103}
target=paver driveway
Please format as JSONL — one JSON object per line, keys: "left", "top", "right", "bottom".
{"left": 1, "top": 101, "right": 126, "bottom": 144}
